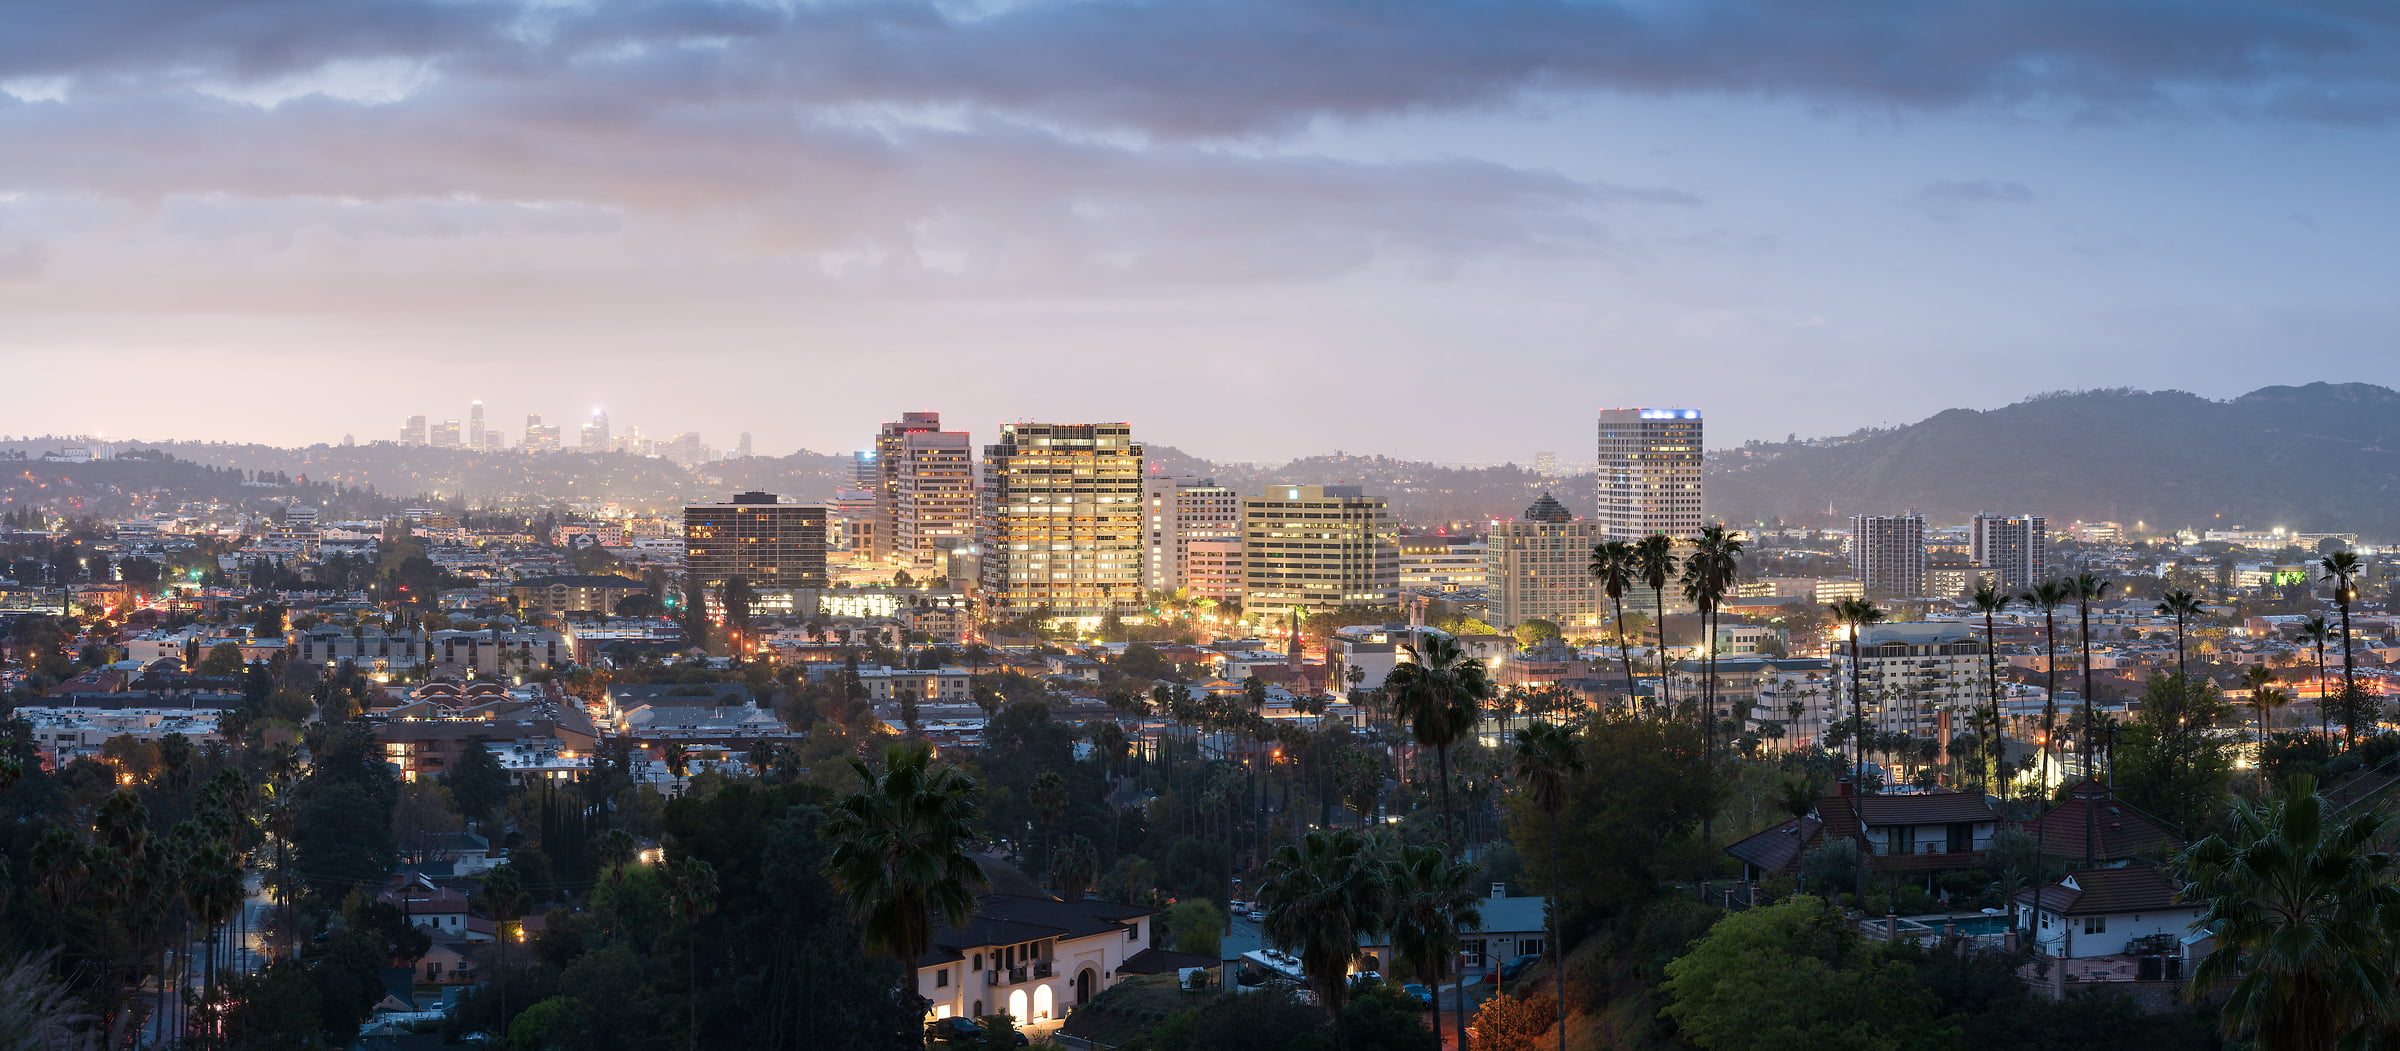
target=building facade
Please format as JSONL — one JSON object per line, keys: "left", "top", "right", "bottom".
{"left": 977, "top": 423, "right": 1145, "bottom": 619}
{"left": 683, "top": 491, "right": 829, "bottom": 589}
{"left": 1850, "top": 512, "right": 1927, "bottom": 600}
{"left": 1485, "top": 493, "right": 1601, "bottom": 630}
{"left": 1971, "top": 513, "right": 2049, "bottom": 589}
{"left": 1398, "top": 535, "right": 1489, "bottom": 592}
{"left": 1143, "top": 477, "right": 1242, "bottom": 594}
{"left": 1240, "top": 485, "right": 1399, "bottom": 615}
{"left": 1595, "top": 408, "right": 1703, "bottom": 540}
{"left": 1832, "top": 622, "right": 1982, "bottom": 739}
{"left": 874, "top": 413, "right": 975, "bottom": 566}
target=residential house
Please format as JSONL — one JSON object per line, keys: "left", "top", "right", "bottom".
{"left": 1727, "top": 784, "right": 1997, "bottom": 878}
{"left": 2013, "top": 866, "right": 2207, "bottom": 960}
{"left": 915, "top": 896, "right": 1159, "bottom": 1025}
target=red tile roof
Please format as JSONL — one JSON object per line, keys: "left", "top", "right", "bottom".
{"left": 2011, "top": 866, "right": 2190, "bottom": 916}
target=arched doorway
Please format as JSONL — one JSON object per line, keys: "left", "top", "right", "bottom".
{"left": 972, "top": 1000, "right": 983, "bottom": 1019}
{"left": 1008, "top": 989, "right": 1029, "bottom": 1023}
{"left": 1076, "top": 968, "right": 1096, "bottom": 1005}
{"left": 1033, "top": 984, "right": 1054, "bottom": 1020}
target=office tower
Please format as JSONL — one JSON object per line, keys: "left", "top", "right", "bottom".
{"left": 1486, "top": 492, "right": 1603, "bottom": 630}
{"left": 826, "top": 488, "right": 878, "bottom": 561}
{"left": 1397, "top": 535, "right": 1488, "bottom": 592}
{"left": 523, "top": 415, "right": 561, "bottom": 453}
{"left": 872, "top": 412, "right": 975, "bottom": 567}
{"left": 848, "top": 451, "right": 879, "bottom": 491}
{"left": 1971, "top": 513, "right": 2048, "bottom": 589}
{"left": 1241, "top": 484, "right": 1399, "bottom": 614}
{"left": 978, "top": 422, "right": 1144, "bottom": 618}
{"left": 1533, "top": 451, "right": 1557, "bottom": 476}
{"left": 468, "top": 401, "right": 485, "bottom": 451}
{"left": 1143, "top": 477, "right": 1242, "bottom": 594}
{"left": 737, "top": 432, "right": 753, "bottom": 459}
{"left": 581, "top": 410, "right": 610, "bottom": 451}
{"left": 402, "top": 415, "right": 428, "bottom": 445}
{"left": 667, "top": 432, "right": 704, "bottom": 466}
{"left": 340, "top": 433, "right": 355, "bottom": 447}
{"left": 1851, "top": 512, "right": 1927, "bottom": 600}
{"left": 1596, "top": 408, "right": 1704, "bottom": 540}
{"left": 431, "top": 419, "right": 462, "bottom": 448}
{"left": 683, "top": 491, "right": 828, "bottom": 589}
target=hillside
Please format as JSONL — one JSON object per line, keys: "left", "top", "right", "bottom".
{"left": 1708, "top": 383, "right": 2400, "bottom": 534}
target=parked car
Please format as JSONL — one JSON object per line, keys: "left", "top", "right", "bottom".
{"left": 1401, "top": 983, "right": 1433, "bottom": 1006}
{"left": 1499, "top": 953, "right": 1542, "bottom": 982}
{"left": 926, "top": 1017, "right": 1028, "bottom": 1046}
{"left": 1245, "top": 906, "right": 1265, "bottom": 921}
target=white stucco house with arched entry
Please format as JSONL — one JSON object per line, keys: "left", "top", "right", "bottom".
{"left": 915, "top": 895, "right": 1166, "bottom": 1027}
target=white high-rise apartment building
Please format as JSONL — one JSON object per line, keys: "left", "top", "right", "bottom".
{"left": 1486, "top": 492, "right": 1602, "bottom": 630}
{"left": 1971, "top": 513, "right": 2048, "bottom": 589}
{"left": 1833, "top": 622, "right": 1983, "bottom": 738}
{"left": 1596, "top": 408, "right": 1704, "bottom": 540}
{"left": 468, "top": 401, "right": 485, "bottom": 451}
{"left": 978, "top": 423, "right": 1145, "bottom": 618}
{"left": 1851, "top": 512, "right": 1927, "bottom": 600}
{"left": 1143, "top": 477, "right": 1242, "bottom": 594}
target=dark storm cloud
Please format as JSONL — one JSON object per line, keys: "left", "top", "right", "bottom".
{"left": 8, "top": 0, "right": 2400, "bottom": 136}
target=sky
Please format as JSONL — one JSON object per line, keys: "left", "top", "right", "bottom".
{"left": 5, "top": 0, "right": 2400, "bottom": 464}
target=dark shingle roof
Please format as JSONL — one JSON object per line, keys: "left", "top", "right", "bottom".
{"left": 2024, "top": 784, "right": 2183, "bottom": 862}
{"left": 1119, "top": 948, "right": 1223, "bottom": 974}
{"left": 2012, "top": 865, "right": 2190, "bottom": 916}
{"left": 1725, "top": 817, "right": 1822, "bottom": 876}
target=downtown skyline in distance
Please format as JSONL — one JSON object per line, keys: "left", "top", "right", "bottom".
{"left": 7, "top": 3, "right": 2400, "bottom": 459}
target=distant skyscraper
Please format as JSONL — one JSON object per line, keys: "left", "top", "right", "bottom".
{"left": 468, "top": 401, "right": 485, "bottom": 451}
{"left": 1487, "top": 492, "right": 1601, "bottom": 630}
{"left": 1596, "top": 408, "right": 1703, "bottom": 540}
{"left": 1851, "top": 512, "right": 1927, "bottom": 600}
{"left": 978, "top": 422, "right": 1144, "bottom": 618}
{"left": 523, "top": 415, "right": 561, "bottom": 453}
{"left": 432, "top": 419, "right": 462, "bottom": 448}
{"left": 848, "top": 451, "right": 879, "bottom": 491}
{"left": 581, "top": 410, "right": 610, "bottom": 451}
{"left": 1533, "top": 451, "right": 1557, "bottom": 476}
{"left": 893, "top": 421, "right": 975, "bottom": 568}
{"left": 737, "top": 432, "right": 752, "bottom": 459}
{"left": 1241, "top": 484, "right": 1399, "bottom": 614}
{"left": 1971, "top": 513, "right": 2048, "bottom": 589}
{"left": 1143, "top": 477, "right": 1241, "bottom": 593}
{"left": 683, "top": 491, "right": 828, "bottom": 589}
{"left": 341, "top": 433, "right": 355, "bottom": 447}
{"left": 873, "top": 412, "right": 941, "bottom": 563}
{"left": 402, "top": 415, "right": 427, "bottom": 445}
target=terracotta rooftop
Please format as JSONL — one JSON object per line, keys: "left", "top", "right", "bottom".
{"left": 2013, "top": 865, "right": 2190, "bottom": 916}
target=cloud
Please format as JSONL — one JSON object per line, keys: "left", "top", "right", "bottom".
{"left": 1915, "top": 179, "right": 2037, "bottom": 206}
{"left": 8, "top": 0, "right": 2400, "bottom": 137}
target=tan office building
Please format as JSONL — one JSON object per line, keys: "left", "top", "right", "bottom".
{"left": 1596, "top": 408, "right": 1704, "bottom": 540}
{"left": 1241, "top": 485, "right": 1399, "bottom": 615}
{"left": 977, "top": 423, "right": 1145, "bottom": 618}
{"left": 1486, "top": 493, "right": 1602, "bottom": 630}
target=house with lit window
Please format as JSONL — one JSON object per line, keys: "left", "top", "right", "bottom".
{"left": 2012, "top": 865, "right": 2206, "bottom": 960}
{"left": 914, "top": 896, "right": 1161, "bottom": 1027}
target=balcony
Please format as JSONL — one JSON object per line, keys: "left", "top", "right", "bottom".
{"left": 1034, "top": 961, "right": 1054, "bottom": 979}
{"left": 1007, "top": 967, "right": 1028, "bottom": 985}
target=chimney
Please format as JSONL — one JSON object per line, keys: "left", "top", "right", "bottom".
{"left": 1491, "top": 883, "right": 1507, "bottom": 899}
{"left": 1835, "top": 777, "right": 1853, "bottom": 798}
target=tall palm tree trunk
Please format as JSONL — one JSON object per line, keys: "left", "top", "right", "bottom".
{"left": 2079, "top": 601, "right": 2096, "bottom": 867}
{"left": 1549, "top": 806, "right": 1566, "bottom": 1051}
{"left": 1984, "top": 607, "right": 2001, "bottom": 792}
{"left": 1848, "top": 633, "right": 1866, "bottom": 909}
{"left": 1437, "top": 742, "right": 1468, "bottom": 1051}
{"left": 2173, "top": 611, "right": 2187, "bottom": 678}
{"left": 1653, "top": 586, "right": 1670, "bottom": 714}
{"left": 2338, "top": 590, "right": 2358, "bottom": 749}
{"left": 1613, "top": 593, "right": 1635, "bottom": 707}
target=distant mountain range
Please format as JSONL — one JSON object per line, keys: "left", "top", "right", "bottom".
{"left": 1706, "top": 383, "right": 2400, "bottom": 536}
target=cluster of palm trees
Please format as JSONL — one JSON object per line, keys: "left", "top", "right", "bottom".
{"left": 1258, "top": 827, "right": 1481, "bottom": 1051}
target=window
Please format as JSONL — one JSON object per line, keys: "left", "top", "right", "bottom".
{"left": 2085, "top": 916, "right": 2107, "bottom": 935}
{"left": 937, "top": 968, "right": 951, "bottom": 988}
{"left": 973, "top": 953, "right": 982, "bottom": 971}
{"left": 1127, "top": 924, "right": 1140, "bottom": 942}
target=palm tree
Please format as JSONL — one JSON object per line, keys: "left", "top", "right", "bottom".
{"left": 1030, "top": 771, "right": 1067, "bottom": 887}
{"left": 2181, "top": 776, "right": 2400, "bottom": 1050}
{"left": 2322, "top": 551, "right": 2365, "bottom": 749}
{"left": 2156, "top": 588, "right": 2204, "bottom": 679}
{"left": 2022, "top": 581, "right": 2071, "bottom": 799}
{"left": 1260, "top": 828, "right": 1390, "bottom": 1051}
{"left": 1828, "top": 597, "right": 1882, "bottom": 908}
{"left": 1588, "top": 540, "right": 1640, "bottom": 705}
{"left": 662, "top": 854, "right": 719, "bottom": 1051}
{"left": 2300, "top": 615, "right": 2336, "bottom": 740}
{"left": 1387, "top": 842, "right": 1484, "bottom": 1051}
{"left": 2241, "top": 664, "right": 2292, "bottom": 793}
{"left": 1967, "top": 583, "right": 2012, "bottom": 793}
{"left": 1681, "top": 524, "right": 1744, "bottom": 762}
{"left": 823, "top": 742, "right": 989, "bottom": 1019}
{"left": 183, "top": 840, "right": 245, "bottom": 1017}
{"left": 1632, "top": 534, "right": 1680, "bottom": 712}
{"left": 1385, "top": 634, "right": 1490, "bottom": 866}
{"left": 2065, "top": 572, "right": 2115, "bottom": 866}
{"left": 1512, "top": 722, "right": 1583, "bottom": 1051}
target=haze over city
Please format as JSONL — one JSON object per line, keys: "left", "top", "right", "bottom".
{"left": 9, "top": 2, "right": 2400, "bottom": 458}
